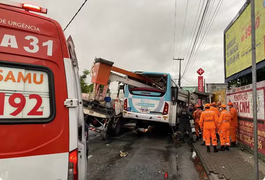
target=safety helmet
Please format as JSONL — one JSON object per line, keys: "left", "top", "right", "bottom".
{"left": 228, "top": 102, "right": 233, "bottom": 106}
{"left": 195, "top": 104, "right": 199, "bottom": 108}
{"left": 205, "top": 104, "right": 210, "bottom": 108}
{"left": 220, "top": 104, "right": 226, "bottom": 108}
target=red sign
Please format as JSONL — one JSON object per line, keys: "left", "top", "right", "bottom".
{"left": 197, "top": 68, "right": 204, "bottom": 75}
{"left": 198, "top": 76, "right": 204, "bottom": 92}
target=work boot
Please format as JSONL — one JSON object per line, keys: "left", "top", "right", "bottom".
{"left": 201, "top": 141, "right": 205, "bottom": 146}
{"left": 213, "top": 146, "right": 218, "bottom": 153}
{"left": 225, "top": 146, "right": 230, "bottom": 151}
{"left": 207, "top": 146, "right": 210, "bottom": 153}
{"left": 219, "top": 146, "right": 225, "bottom": 151}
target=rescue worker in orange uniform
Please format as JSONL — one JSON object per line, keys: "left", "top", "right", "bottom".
{"left": 210, "top": 102, "right": 221, "bottom": 143}
{"left": 199, "top": 104, "right": 219, "bottom": 153}
{"left": 228, "top": 102, "right": 238, "bottom": 147}
{"left": 193, "top": 105, "right": 203, "bottom": 141}
{"left": 200, "top": 104, "right": 206, "bottom": 146}
{"left": 218, "top": 104, "right": 231, "bottom": 151}
{"left": 210, "top": 102, "right": 220, "bottom": 117}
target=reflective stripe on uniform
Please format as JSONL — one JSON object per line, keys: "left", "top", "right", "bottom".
{"left": 204, "top": 120, "right": 214, "bottom": 122}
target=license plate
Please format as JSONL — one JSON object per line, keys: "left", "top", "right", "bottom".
{"left": 140, "top": 107, "right": 149, "bottom": 113}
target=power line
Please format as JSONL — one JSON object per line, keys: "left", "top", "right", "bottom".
{"left": 182, "top": 0, "right": 204, "bottom": 73}
{"left": 183, "top": 75, "right": 197, "bottom": 83}
{"left": 182, "top": 0, "right": 211, "bottom": 77}
{"left": 182, "top": 76, "right": 197, "bottom": 84}
{"left": 64, "top": 0, "right": 88, "bottom": 31}
{"left": 183, "top": 0, "right": 223, "bottom": 76}
{"left": 172, "top": 0, "right": 178, "bottom": 58}
{"left": 192, "top": 0, "right": 223, "bottom": 63}
{"left": 179, "top": 0, "right": 190, "bottom": 57}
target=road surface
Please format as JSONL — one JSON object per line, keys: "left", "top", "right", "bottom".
{"left": 87, "top": 127, "right": 201, "bottom": 180}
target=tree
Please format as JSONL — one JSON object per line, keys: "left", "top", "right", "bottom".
{"left": 80, "top": 69, "right": 94, "bottom": 93}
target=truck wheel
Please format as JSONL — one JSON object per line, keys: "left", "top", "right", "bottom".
{"left": 111, "top": 116, "right": 121, "bottom": 136}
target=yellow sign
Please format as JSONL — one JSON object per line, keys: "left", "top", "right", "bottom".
{"left": 225, "top": 0, "right": 265, "bottom": 78}
{"left": 213, "top": 89, "right": 226, "bottom": 105}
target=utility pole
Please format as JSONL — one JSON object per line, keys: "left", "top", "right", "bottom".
{"left": 173, "top": 58, "right": 184, "bottom": 87}
{"left": 250, "top": 0, "right": 259, "bottom": 179}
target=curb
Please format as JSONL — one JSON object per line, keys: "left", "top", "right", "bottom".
{"left": 192, "top": 143, "right": 210, "bottom": 179}
{"left": 192, "top": 143, "right": 226, "bottom": 180}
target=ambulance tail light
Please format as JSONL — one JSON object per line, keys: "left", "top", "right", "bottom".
{"left": 68, "top": 149, "right": 78, "bottom": 180}
{"left": 23, "top": 3, "right": 40, "bottom": 11}
{"left": 124, "top": 99, "right": 127, "bottom": 111}
{"left": 162, "top": 102, "right": 169, "bottom": 115}
{"left": 0, "top": 1, "right": 47, "bottom": 14}
{"left": 22, "top": 3, "right": 47, "bottom": 14}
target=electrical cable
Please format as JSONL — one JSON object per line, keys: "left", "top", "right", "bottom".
{"left": 182, "top": 0, "right": 205, "bottom": 73}
{"left": 171, "top": 0, "right": 178, "bottom": 78}
{"left": 183, "top": 76, "right": 197, "bottom": 83}
{"left": 182, "top": 76, "right": 197, "bottom": 84}
{"left": 64, "top": 0, "right": 88, "bottom": 31}
{"left": 172, "top": 0, "right": 178, "bottom": 59}
{"left": 183, "top": 0, "right": 223, "bottom": 76}
{"left": 191, "top": 0, "right": 223, "bottom": 64}
{"left": 179, "top": 0, "right": 190, "bottom": 57}
{"left": 181, "top": 0, "right": 211, "bottom": 77}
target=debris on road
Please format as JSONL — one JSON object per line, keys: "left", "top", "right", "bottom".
{"left": 87, "top": 155, "right": 93, "bottom": 160}
{"left": 164, "top": 171, "right": 168, "bottom": 179}
{"left": 120, "top": 151, "right": 128, "bottom": 157}
{"left": 192, "top": 151, "right": 196, "bottom": 159}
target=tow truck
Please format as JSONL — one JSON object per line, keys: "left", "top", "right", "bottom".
{"left": 82, "top": 58, "right": 164, "bottom": 139}
{"left": 82, "top": 58, "right": 192, "bottom": 140}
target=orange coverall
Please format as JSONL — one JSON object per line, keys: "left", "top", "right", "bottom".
{"left": 210, "top": 106, "right": 220, "bottom": 117}
{"left": 193, "top": 109, "right": 202, "bottom": 137}
{"left": 229, "top": 107, "right": 238, "bottom": 142}
{"left": 199, "top": 109, "right": 219, "bottom": 146}
{"left": 218, "top": 110, "right": 231, "bottom": 146}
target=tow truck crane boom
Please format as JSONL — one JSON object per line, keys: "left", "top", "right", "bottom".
{"left": 90, "top": 58, "right": 162, "bottom": 101}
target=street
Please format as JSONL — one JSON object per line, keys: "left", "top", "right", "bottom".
{"left": 87, "top": 127, "right": 201, "bottom": 180}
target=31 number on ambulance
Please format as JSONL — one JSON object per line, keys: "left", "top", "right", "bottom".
{"left": 0, "top": 34, "right": 53, "bottom": 56}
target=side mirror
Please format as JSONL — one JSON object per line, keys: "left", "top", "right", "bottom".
{"left": 171, "top": 87, "right": 178, "bottom": 105}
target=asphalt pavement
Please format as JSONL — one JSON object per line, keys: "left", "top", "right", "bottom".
{"left": 87, "top": 127, "right": 201, "bottom": 180}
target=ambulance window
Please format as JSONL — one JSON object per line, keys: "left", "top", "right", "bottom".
{"left": 0, "top": 63, "right": 55, "bottom": 123}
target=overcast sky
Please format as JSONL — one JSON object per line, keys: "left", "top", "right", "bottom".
{"left": 16, "top": 0, "right": 246, "bottom": 86}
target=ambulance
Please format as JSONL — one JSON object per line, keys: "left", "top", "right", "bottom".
{"left": 0, "top": 1, "right": 87, "bottom": 180}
